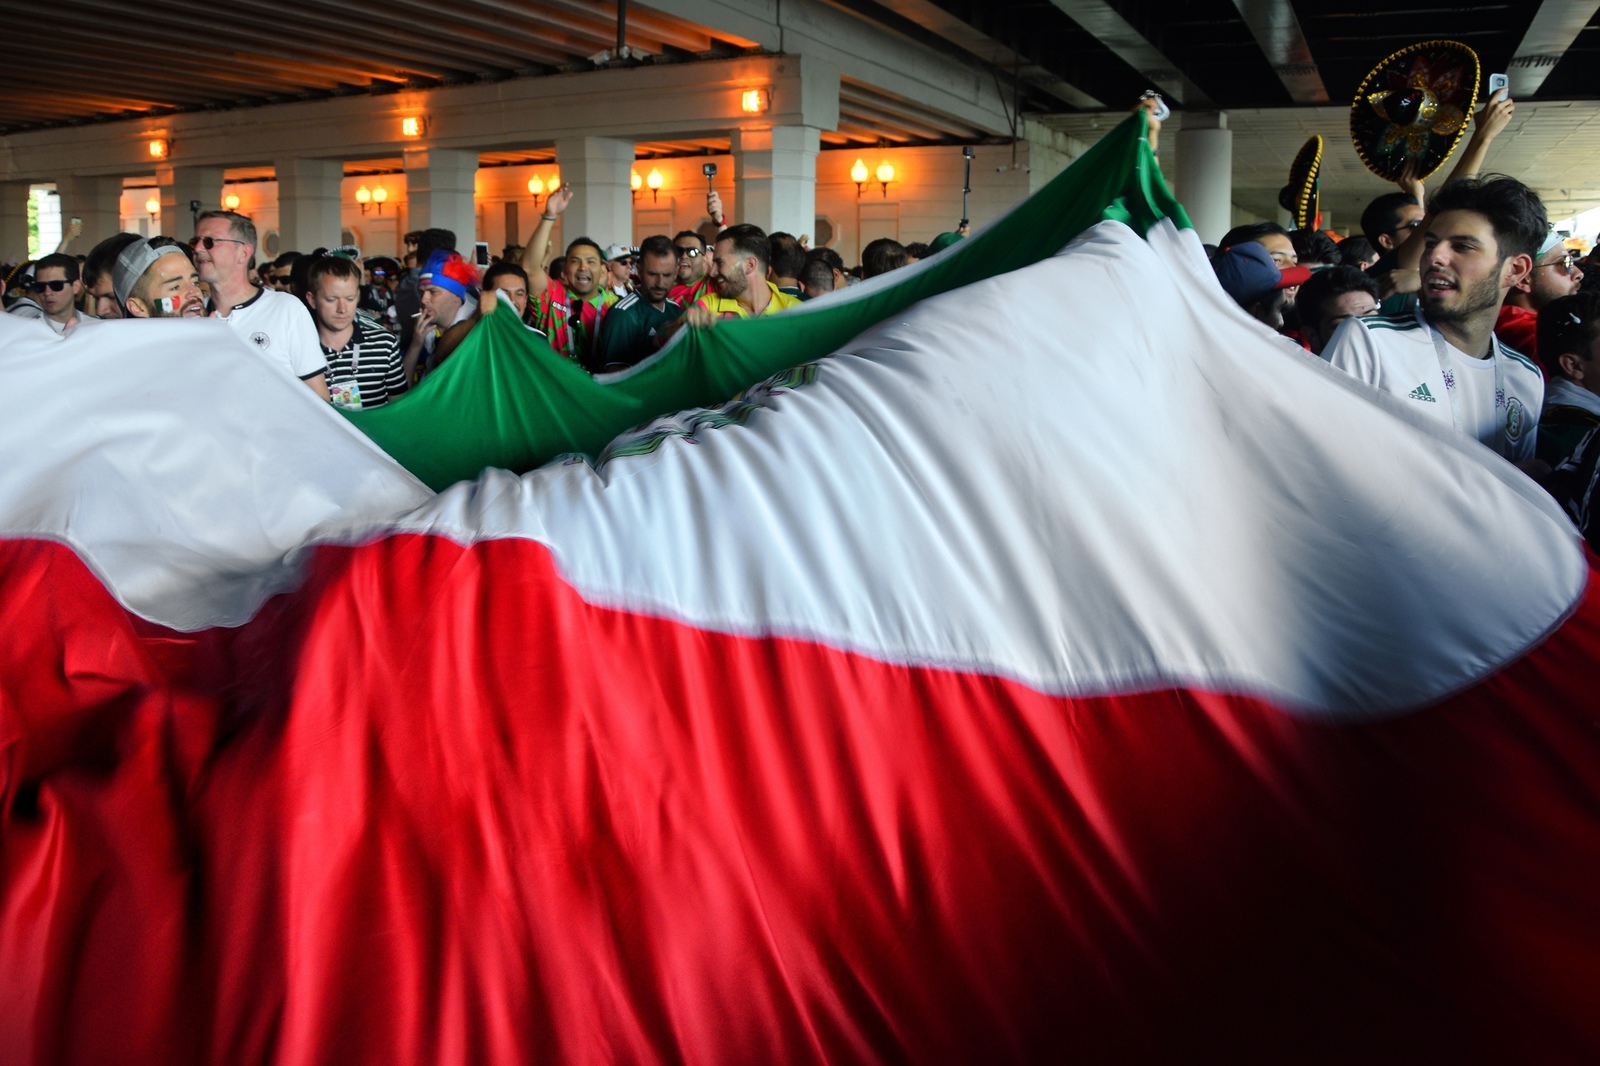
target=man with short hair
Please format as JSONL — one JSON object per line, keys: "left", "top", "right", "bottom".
{"left": 484, "top": 261, "right": 537, "bottom": 327}
{"left": 267, "top": 252, "right": 300, "bottom": 292}
{"left": 1211, "top": 242, "right": 1312, "bottom": 332}
{"left": 113, "top": 239, "right": 207, "bottom": 319}
{"left": 1535, "top": 291, "right": 1600, "bottom": 468}
{"left": 1496, "top": 233, "right": 1584, "bottom": 367}
{"left": 799, "top": 254, "right": 839, "bottom": 300}
{"left": 518, "top": 187, "right": 617, "bottom": 365}
{"left": 1294, "top": 265, "right": 1379, "bottom": 355}
{"left": 1339, "top": 236, "right": 1380, "bottom": 272}
{"left": 17, "top": 253, "right": 85, "bottom": 332}
{"left": 304, "top": 255, "right": 406, "bottom": 410}
{"left": 83, "top": 233, "right": 141, "bottom": 321}
{"left": 1289, "top": 229, "right": 1341, "bottom": 270}
{"left": 1220, "top": 222, "right": 1297, "bottom": 271}
{"left": 1324, "top": 175, "right": 1547, "bottom": 464}
{"left": 191, "top": 210, "right": 328, "bottom": 398}
{"left": 861, "top": 238, "right": 909, "bottom": 279}
{"left": 803, "top": 247, "right": 847, "bottom": 297}
{"left": 1360, "top": 193, "right": 1424, "bottom": 262}
{"left": 767, "top": 232, "right": 807, "bottom": 297}
{"left": 592, "top": 234, "right": 683, "bottom": 372}
{"left": 685, "top": 223, "right": 802, "bottom": 324}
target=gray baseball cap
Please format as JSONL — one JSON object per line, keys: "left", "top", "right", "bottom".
{"left": 113, "top": 239, "right": 189, "bottom": 309}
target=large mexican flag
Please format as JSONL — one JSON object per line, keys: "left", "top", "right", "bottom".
{"left": 1, "top": 113, "right": 1597, "bottom": 1064}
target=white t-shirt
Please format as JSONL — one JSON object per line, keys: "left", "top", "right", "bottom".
{"left": 215, "top": 288, "right": 327, "bottom": 381}
{"left": 1323, "top": 303, "right": 1542, "bottom": 461}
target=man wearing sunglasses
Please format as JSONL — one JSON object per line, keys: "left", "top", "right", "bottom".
{"left": 603, "top": 244, "right": 637, "bottom": 298}
{"left": 1497, "top": 231, "right": 1584, "bottom": 369}
{"left": 8, "top": 254, "right": 85, "bottom": 333}
{"left": 192, "top": 210, "right": 328, "bottom": 399}
{"left": 669, "top": 230, "right": 713, "bottom": 307}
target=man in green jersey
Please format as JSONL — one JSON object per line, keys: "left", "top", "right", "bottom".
{"left": 591, "top": 235, "right": 683, "bottom": 373}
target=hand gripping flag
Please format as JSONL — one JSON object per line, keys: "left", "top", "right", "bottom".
{"left": 1, "top": 114, "right": 1598, "bottom": 1063}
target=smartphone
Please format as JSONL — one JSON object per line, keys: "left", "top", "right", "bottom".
{"left": 1488, "top": 73, "right": 1508, "bottom": 98}
{"left": 69, "top": 215, "right": 82, "bottom": 226}
{"left": 474, "top": 241, "right": 490, "bottom": 267}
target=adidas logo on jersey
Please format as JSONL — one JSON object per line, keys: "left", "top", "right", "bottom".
{"left": 1408, "top": 383, "right": 1436, "bottom": 402}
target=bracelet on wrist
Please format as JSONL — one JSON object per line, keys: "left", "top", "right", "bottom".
{"left": 542, "top": 214, "right": 557, "bottom": 222}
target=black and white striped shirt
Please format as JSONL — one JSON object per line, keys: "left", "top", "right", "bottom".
{"left": 321, "top": 319, "right": 407, "bottom": 410}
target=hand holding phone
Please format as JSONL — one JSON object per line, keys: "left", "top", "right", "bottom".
{"left": 1488, "top": 73, "right": 1508, "bottom": 99}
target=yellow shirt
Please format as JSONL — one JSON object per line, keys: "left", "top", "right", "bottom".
{"left": 695, "top": 280, "right": 803, "bottom": 320}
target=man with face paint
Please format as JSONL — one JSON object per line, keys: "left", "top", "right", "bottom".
{"left": 113, "top": 240, "right": 208, "bottom": 320}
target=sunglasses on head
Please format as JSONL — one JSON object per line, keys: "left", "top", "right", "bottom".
{"left": 28, "top": 278, "right": 72, "bottom": 292}
{"left": 190, "top": 235, "right": 246, "bottom": 251}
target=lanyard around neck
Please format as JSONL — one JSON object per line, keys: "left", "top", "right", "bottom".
{"left": 1424, "top": 311, "right": 1506, "bottom": 455}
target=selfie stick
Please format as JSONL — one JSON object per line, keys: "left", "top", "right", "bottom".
{"left": 960, "top": 146, "right": 974, "bottom": 228}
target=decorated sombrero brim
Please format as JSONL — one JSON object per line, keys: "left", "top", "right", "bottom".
{"left": 1351, "top": 40, "right": 1480, "bottom": 182}
{"left": 1277, "top": 135, "right": 1323, "bottom": 230}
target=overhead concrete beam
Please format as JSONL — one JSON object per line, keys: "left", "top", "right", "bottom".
{"left": 1043, "top": 0, "right": 1213, "bottom": 107}
{"left": 1229, "top": 0, "right": 1329, "bottom": 104}
{"left": 0, "top": 56, "right": 840, "bottom": 182}
{"left": 1508, "top": 0, "right": 1600, "bottom": 98}
{"left": 841, "top": 0, "right": 1105, "bottom": 110}
{"left": 640, "top": 0, "right": 1016, "bottom": 135}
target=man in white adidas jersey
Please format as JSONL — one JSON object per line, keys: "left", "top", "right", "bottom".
{"left": 192, "top": 210, "right": 329, "bottom": 400}
{"left": 1323, "top": 175, "right": 1546, "bottom": 466}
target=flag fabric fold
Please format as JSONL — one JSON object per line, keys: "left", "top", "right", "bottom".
{"left": 343, "top": 112, "right": 1185, "bottom": 491}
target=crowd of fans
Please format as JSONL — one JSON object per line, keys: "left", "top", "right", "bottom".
{"left": 1198, "top": 88, "right": 1600, "bottom": 551}
{"left": 2, "top": 86, "right": 1597, "bottom": 550}
{"left": 0, "top": 180, "right": 964, "bottom": 400}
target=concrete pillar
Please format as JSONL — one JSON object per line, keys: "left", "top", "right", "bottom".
{"left": 56, "top": 175, "right": 126, "bottom": 247}
{"left": 553, "top": 136, "right": 634, "bottom": 249}
{"left": 730, "top": 126, "right": 820, "bottom": 238}
{"left": 156, "top": 165, "right": 224, "bottom": 240}
{"left": 0, "top": 181, "right": 30, "bottom": 260}
{"left": 1175, "top": 112, "right": 1232, "bottom": 246}
{"left": 403, "top": 147, "right": 478, "bottom": 251}
{"left": 275, "top": 158, "right": 344, "bottom": 253}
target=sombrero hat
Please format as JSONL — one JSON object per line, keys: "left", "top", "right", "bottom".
{"left": 1350, "top": 40, "right": 1480, "bottom": 182}
{"left": 1278, "top": 135, "right": 1323, "bottom": 230}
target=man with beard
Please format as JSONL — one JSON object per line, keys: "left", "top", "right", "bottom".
{"left": 591, "top": 234, "right": 682, "bottom": 372}
{"left": 1496, "top": 232, "right": 1584, "bottom": 367}
{"left": 113, "top": 239, "right": 207, "bottom": 319}
{"left": 1324, "top": 175, "right": 1546, "bottom": 466}
{"left": 684, "top": 223, "right": 801, "bottom": 325}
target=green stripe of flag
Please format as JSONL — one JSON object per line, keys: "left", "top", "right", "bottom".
{"left": 344, "top": 111, "right": 1187, "bottom": 491}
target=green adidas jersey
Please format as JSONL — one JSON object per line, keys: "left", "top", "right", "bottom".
{"left": 591, "top": 293, "right": 683, "bottom": 372}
